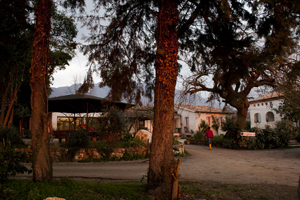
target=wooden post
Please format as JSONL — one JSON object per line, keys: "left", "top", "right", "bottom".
{"left": 172, "top": 158, "right": 181, "bottom": 199}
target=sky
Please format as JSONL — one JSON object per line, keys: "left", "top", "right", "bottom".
{"left": 51, "top": 2, "right": 193, "bottom": 90}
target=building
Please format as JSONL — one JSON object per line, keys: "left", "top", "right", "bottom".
{"left": 248, "top": 92, "right": 283, "bottom": 129}
{"left": 174, "top": 105, "right": 233, "bottom": 136}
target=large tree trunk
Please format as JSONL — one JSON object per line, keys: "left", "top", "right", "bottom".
{"left": 30, "top": 0, "right": 52, "bottom": 181}
{"left": 148, "top": 0, "right": 179, "bottom": 199}
{"left": 236, "top": 101, "right": 249, "bottom": 130}
{"left": 233, "top": 101, "right": 249, "bottom": 143}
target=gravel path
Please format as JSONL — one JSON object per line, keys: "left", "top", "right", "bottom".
{"left": 182, "top": 145, "right": 300, "bottom": 186}
{"left": 16, "top": 144, "right": 300, "bottom": 187}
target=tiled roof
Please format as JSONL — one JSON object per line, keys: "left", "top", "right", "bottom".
{"left": 176, "top": 105, "right": 232, "bottom": 114}
{"left": 249, "top": 92, "right": 283, "bottom": 103}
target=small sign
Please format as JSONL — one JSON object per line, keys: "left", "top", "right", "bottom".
{"left": 241, "top": 132, "right": 256, "bottom": 137}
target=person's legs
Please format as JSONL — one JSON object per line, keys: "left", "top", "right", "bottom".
{"left": 207, "top": 138, "right": 212, "bottom": 150}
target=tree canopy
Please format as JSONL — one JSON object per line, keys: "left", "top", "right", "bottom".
{"left": 62, "top": 0, "right": 300, "bottom": 198}
{"left": 182, "top": 0, "right": 300, "bottom": 131}
{"left": 0, "top": 0, "right": 78, "bottom": 127}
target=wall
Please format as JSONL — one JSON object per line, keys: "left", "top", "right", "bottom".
{"left": 249, "top": 99, "right": 283, "bottom": 129}
{"left": 174, "top": 107, "right": 228, "bottom": 136}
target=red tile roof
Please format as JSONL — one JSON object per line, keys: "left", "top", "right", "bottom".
{"left": 249, "top": 92, "right": 283, "bottom": 103}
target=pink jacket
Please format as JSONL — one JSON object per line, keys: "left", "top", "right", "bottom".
{"left": 204, "top": 129, "right": 214, "bottom": 139}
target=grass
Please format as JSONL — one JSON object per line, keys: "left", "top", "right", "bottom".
{"left": 1, "top": 178, "right": 149, "bottom": 200}
{"left": 2, "top": 179, "right": 298, "bottom": 200}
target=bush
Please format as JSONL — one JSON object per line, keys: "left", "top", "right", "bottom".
{"left": 244, "top": 120, "right": 297, "bottom": 149}
{"left": 194, "top": 120, "right": 208, "bottom": 139}
{"left": 274, "top": 120, "right": 297, "bottom": 148}
{"left": 0, "top": 126, "right": 24, "bottom": 147}
{"left": 221, "top": 116, "right": 240, "bottom": 139}
{"left": 0, "top": 140, "right": 31, "bottom": 182}
{"left": 96, "top": 108, "right": 128, "bottom": 142}
{"left": 66, "top": 130, "right": 90, "bottom": 148}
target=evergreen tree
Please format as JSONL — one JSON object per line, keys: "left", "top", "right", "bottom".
{"left": 30, "top": 0, "right": 53, "bottom": 181}
{"left": 63, "top": 0, "right": 300, "bottom": 198}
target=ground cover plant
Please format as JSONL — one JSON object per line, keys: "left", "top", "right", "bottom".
{"left": 1, "top": 178, "right": 298, "bottom": 200}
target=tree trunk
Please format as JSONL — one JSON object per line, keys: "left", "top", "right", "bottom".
{"left": 236, "top": 101, "right": 249, "bottom": 130}
{"left": 0, "top": 73, "right": 12, "bottom": 127}
{"left": 234, "top": 101, "right": 249, "bottom": 143}
{"left": 30, "top": 0, "right": 52, "bottom": 181}
{"left": 148, "top": 0, "right": 179, "bottom": 199}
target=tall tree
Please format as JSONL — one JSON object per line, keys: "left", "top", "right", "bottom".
{"left": 182, "top": 0, "right": 300, "bottom": 140}
{"left": 0, "top": 0, "right": 33, "bottom": 127}
{"left": 64, "top": 0, "right": 299, "bottom": 198}
{"left": 275, "top": 57, "right": 300, "bottom": 127}
{"left": 30, "top": 0, "right": 53, "bottom": 181}
{"left": 0, "top": 1, "right": 78, "bottom": 128}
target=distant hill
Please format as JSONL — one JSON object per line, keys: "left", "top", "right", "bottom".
{"left": 50, "top": 82, "right": 222, "bottom": 108}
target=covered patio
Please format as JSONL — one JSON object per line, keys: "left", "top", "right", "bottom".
{"left": 48, "top": 94, "right": 133, "bottom": 142}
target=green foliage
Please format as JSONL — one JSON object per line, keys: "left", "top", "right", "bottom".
{"left": 274, "top": 120, "right": 297, "bottom": 148}
{"left": 212, "top": 116, "right": 220, "bottom": 133}
{"left": 0, "top": 139, "right": 31, "bottom": 183}
{"left": 130, "top": 138, "right": 146, "bottom": 148}
{"left": 86, "top": 138, "right": 146, "bottom": 162}
{"left": 1, "top": 179, "right": 150, "bottom": 200}
{"left": 245, "top": 120, "right": 251, "bottom": 131}
{"left": 121, "top": 131, "right": 135, "bottom": 142}
{"left": 221, "top": 116, "right": 240, "bottom": 139}
{"left": 213, "top": 135, "right": 230, "bottom": 142}
{"left": 173, "top": 138, "right": 180, "bottom": 145}
{"left": 96, "top": 108, "right": 128, "bottom": 142}
{"left": 66, "top": 130, "right": 90, "bottom": 148}
{"left": 194, "top": 120, "right": 209, "bottom": 139}
{"left": 245, "top": 120, "right": 297, "bottom": 149}
{"left": 0, "top": 126, "right": 24, "bottom": 147}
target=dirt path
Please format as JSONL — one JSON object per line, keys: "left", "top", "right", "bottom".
{"left": 16, "top": 144, "right": 300, "bottom": 188}
{"left": 182, "top": 145, "right": 300, "bottom": 187}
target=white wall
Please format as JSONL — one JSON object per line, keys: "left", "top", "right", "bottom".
{"left": 174, "top": 107, "right": 228, "bottom": 136}
{"left": 249, "top": 99, "right": 283, "bottom": 129}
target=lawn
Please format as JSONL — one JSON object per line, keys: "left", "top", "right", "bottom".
{"left": 1, "top": 178, "right": 298, "bottom": 200}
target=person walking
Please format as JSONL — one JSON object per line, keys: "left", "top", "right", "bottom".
{"left": 204, "top": 127, "right": 214, "bottom": 150}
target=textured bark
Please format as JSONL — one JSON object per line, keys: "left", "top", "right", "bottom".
{"left": 148, "top": 0, "right": 179, "bottom": 199}
{"left": 30, "top": 0, "right": 52, "bottom": 181}
{"left": 236, "top": 101, "right": 249, "bottom": 130}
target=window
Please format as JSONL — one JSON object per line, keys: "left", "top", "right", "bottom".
{"left": 206, "top": 116, "right": 211, "bottom": 126}
{"left": 266, "top": 102, "right": 268, "bottom": 106}
{"left": 266, "top": 112, "right": 275, "bottom": 122}
{"left": 185, "top": 117, "right": 189, "bottom": 127}
{"left": 257, "top": 104, "right": 260, "bottom": 106}
{"left": 219, "top": 117, "right": 223, "bottom": 126}
{"left": 254, "top": 113, "right": 261, "bottom": 123}
{"left": 261, "top": 103, "right": 264, "bottom": 106}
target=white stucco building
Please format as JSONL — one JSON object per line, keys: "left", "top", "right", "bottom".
{"left": 174, "top": 105, "right": 233, "bottom": 136}
{"left": 248, "top": 92, "right": 283, "bottom": 129}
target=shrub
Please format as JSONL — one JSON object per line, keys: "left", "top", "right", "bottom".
{"left": 0, "top": 126, "right": 24, "bottom": 147}
{"left": 274, "top": 120, "right": 297, "bottom": 148}
{"left": 96, "top": 108, "right": 128, "bottom": 142}
{"left": 66, "top": 130, "right": 90, "bottom": 148}
{"left": 194, "top": 120, "right": 208, "bottom": 139}
{"left": 221, "top": 116, "right": 240, "bottom": 139}
{"left": 131, "top": 138, "right": 146, "bottom": 148}
{"left": 121, "top": 131, "right": 135, "bottom": 142}
{"left": 245, "top": 120, "right": 297, "bottom": 149}
{"left": 0, "top": 140, "right": 31, "bottom": 183}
